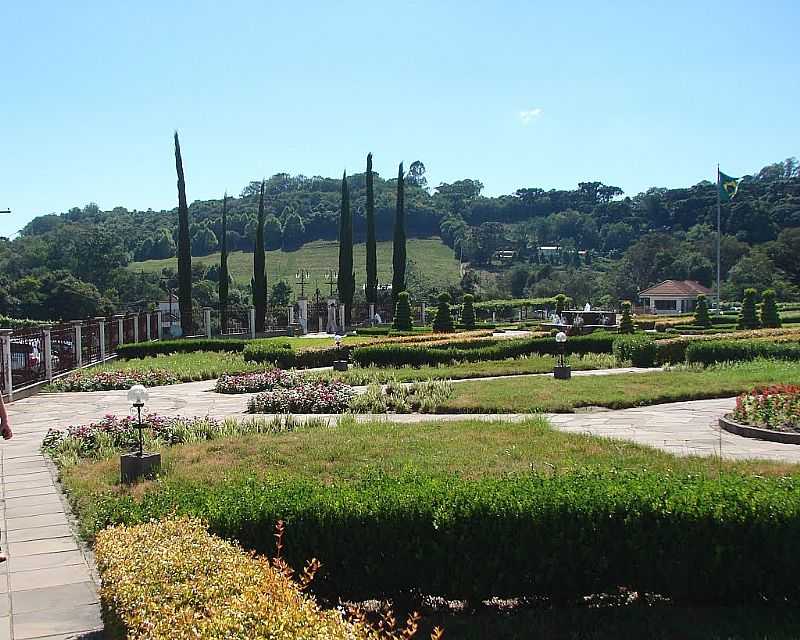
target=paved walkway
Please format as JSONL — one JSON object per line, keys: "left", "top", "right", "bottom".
{"left": 0, "top": 408, "right": 102, "bottom": 639}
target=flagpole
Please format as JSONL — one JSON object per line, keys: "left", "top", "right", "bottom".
{"left": 716, "top": 164, "right": 721, "bottom": 314}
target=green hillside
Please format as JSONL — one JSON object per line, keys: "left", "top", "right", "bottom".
{"left": 129, "top": 238, "right": 461, "bottom": 293}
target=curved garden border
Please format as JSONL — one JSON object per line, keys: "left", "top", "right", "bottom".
{"left": 719, "top": 415, "right": 800, "bottom": 445}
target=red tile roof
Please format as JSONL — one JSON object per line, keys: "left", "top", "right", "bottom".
{"left": 638, "top": 280, "right": 713, "bottom": 297}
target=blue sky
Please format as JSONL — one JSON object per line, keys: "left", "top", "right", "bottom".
{"left": 1, "top": 0, "right": 798, "bottom": 237}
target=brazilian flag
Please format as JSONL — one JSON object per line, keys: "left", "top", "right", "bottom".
{"left": 719, "top": 171, "right": 742, "bottom": 202}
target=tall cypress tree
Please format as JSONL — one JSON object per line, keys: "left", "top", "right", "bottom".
{"left": 253, "top": 180, "right": 266, "bottom": 333}
{"left": 391, "top": 162, "right": 406, "bottom": 305}
{"left": 365, "top": 152, "right": 378, "bottom": 306}
{"left": 173, "top": 131, "right": 193, "bottom": 335}
{"left": 219, "top": 193, "right": 229, "bottom": 334}
{"left": 337, "top": 171, "right": 355, "bottom": 326}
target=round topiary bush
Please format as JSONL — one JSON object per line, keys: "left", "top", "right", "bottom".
{"left": 555, "top": 293, "right": 566, "bottom": 316}
{"left": 432, "top": 292, "right": 454, "bottom": 333}
{"left": 461, "top": 294, "right": 476, "bottom": 329}
{"left": 618, "top": 301, "right": 635, "bottom": 334}
{"left": 392, "top": 291, "right": 413, "bottom": 331}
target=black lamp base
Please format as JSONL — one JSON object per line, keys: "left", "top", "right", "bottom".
{"left": 553, "top": 365, "right": 572, "bottom": 380}
{"left": 120, "top": 452, "right": 161, "bottom": 484}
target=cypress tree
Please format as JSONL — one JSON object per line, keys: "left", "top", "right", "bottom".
{"left": 173, "top": 131, "right": 193, "bottom": 335}
{"left": 365, "top": 152, "right": 378, "bottom": 306}
{"left": 433, "top": 292, "right": 454, "bottom": 333}
{"left": 392, "top": 291, "right": 413, "bottom": 331}
{"left": 694, "top": 294, "right": 711, "bottom": 329}
{"left": 391, "top": 162, "right": 406, "bottom": 306}
{"left": 337, "top": 171, "right": 355, "bottom": 326}
{"left": 738, "top": 288, "right": 760, "bottom": 329}
{"left": 619, "top": 301, "right": 635, "bottom": 334}
{"left": 760, "top": 289, "right": 781, "bottom": 328}
{"left": 461, "top": 293, "right": 476, "bottom": 329}
{"left": 253, "top": 180, "right": 266, "bottom": 333}
{"left": 219, "top": 193, "right": 229, "bottom": 334}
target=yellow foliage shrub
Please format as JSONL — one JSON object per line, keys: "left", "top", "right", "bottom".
{"left": 95, "top": 517, "right": 381, "bottom": 640}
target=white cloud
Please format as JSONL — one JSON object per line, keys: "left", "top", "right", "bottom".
{"left": 519, "top": 108, "right": 543, "bottom": 125}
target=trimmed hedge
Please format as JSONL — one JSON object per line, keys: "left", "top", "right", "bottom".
{"left": 242, "top": 343, "right": 353, "bottom": 369}
{"left": 686, "top": 340, "right": 800, "bottom": 366}
{"left": 612, "top": 335, "right": 657, "bottom": 368}
{"left": 117, "top": 338, "right": 248, "bottom": 359}
{"left": 95, "top": 517, "right": 373, "bottom": 640}
{"left": 353, "top": 333, "right": 619, "bottom": 368}
{"left": 89, "top": 472, "right": 800, "bottom": 604}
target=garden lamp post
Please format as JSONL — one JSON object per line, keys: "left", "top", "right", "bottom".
{"left": 120, "top": 384, "right": 161, "bottom": 484}
{"left": 332, "top": 333, "right": 348, "bottom": 371}
{"left": 553, "top": 331, "right": 571, "bottom": 380}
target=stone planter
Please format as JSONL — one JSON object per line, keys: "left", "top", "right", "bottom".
{"left": 553, "top": 365, "right": 571, "bottom": 380}
{"left": 120, "top": 452, "right": 162, "bottom": 484}
{"left": 719, "top": 415, "right": 800, "bottom": 445}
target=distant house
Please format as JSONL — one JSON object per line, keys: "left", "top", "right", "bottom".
{"left": 638, "top": 280, "right": 713, "bottom": 315}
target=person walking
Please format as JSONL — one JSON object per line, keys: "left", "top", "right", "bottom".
{"left": 0, "top": 394, "right": 12, "bottom": 562}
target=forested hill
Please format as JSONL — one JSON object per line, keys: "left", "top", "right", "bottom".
{"left": 1, "top": 157, "right": 798, "bottom": 320}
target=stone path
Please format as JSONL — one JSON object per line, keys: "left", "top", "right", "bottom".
{"left": 0, "top": 407, "right": 102, "bottom": 639}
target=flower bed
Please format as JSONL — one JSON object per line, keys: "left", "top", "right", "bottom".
{"left": 731, "top": 385, "right": 800, "bottom": 433}
{"left": 51, "top": 368, "right": 180, "bottom": 392}
{"left": 42, "top": 413, "right": 222, "bottom": 460}
{"left": 215, "top": 369, "right": 300, "bottom": 394}
{"left": 248, "top": 380, "right": 354, "bottom": 414}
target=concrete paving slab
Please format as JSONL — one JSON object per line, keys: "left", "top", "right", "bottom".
{"left": 11, "top": 581, "right": 98, "bottom": 615}
{"left": 6, "top": 525, "right": 73, "bottom": 544}
{"left": 9, "top": 550, "right": 86, "bottom": 574}
{"left": 7, "top": 537, "right": 78, "bottom": 558}
{"left": 10, "top": 563, "right": 93, "bottom": 592}
{"left": 13, "top": 603, "right": 101, "bottom": 640}
{"left": 6, "top": 513, "right": 69, "bottom": 531}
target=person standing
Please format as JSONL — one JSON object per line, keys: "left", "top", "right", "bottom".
{"left": 0, "top": 394, "right": 12, "bottom": 562}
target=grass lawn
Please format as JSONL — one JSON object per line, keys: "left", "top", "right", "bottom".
{"left": 60, "top": 415, "right": 798, "bottom": 516}
{"left": 310, "top": 353, "right": 619, "bottom": 384}
{"left": 434, "top": 360, "right": 800, "bottom": 413}
{"left": 129, "top": 238, "right": 460, "bottom": 291}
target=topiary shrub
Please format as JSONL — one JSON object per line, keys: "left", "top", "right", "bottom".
{"left": 694, "top": 294, "right": 711, "bottom": 329}
{"left": 738, "top": 288, "right": 761, "bottom": 329}
{"left": 461, "top": 294, "right": 476, "bottom": 329}
{"left": 760, "top": 289, "right": 782, "bottom": 328}
{"left": 432, "top": 292, "right": 454, "bottom": 333}
{"left": 555, "top": 293, "right": 566, "bottom": 316}
{"left": 618, "top": 301, "right": 635, "bottom": 334}
{"left": 391, "top": 291, "right": 413, "bottom": 331}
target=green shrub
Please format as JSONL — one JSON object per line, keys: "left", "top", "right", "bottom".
{"left": 242, "top": 342, "right": 294, "bottom": 368}
{"left": 461, "top": 294, "right": 476, "bottom": 329}
{"left": 760, "top": 289, "right": 782, "bottom": 328}
{"left": 555, "top": 293, "right": 567, "bottom": 315}
{"left": 738, "top": 289, "right": 761, "bottom": 329}
{"left": 117, "top": 338, "right": 249, "bottom": 359}
{"left": 619, "top": 301, "right": 635, "bottom": 334}
{"left": 613, "top": 335, "right": 657, "bottom": 368}
{"left": 95, "top": 517, "right": 373, "bottom": 640}
{"left": 432, "top": 292, "right": 454, "bottom": 333}
{"left": 694, "top": 294, "right": 711, "bottom": 329}
{"left": 352, "top": 333, "right": 619, "bottom": 368}
{"left": 87, "top": 471, "right": 800, "bottom": 604}
{"left": 686, "top": 340, "right": 800, "bottom": 366}
{"left": 391, "top": 291, "right": 413, "bottom": 331}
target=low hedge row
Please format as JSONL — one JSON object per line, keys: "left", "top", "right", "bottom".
{"left": 686, "top": 340, "right": 800, "bottom": 366}
{"left": 95, "top": 517, "right": 374, "bottom": 640}
{"left": 612, "top": 335, "right": 658, "bottom": 368}
{"left": 352, "top": 332, "right": 619, "bottom": 368}
{"left": 89, "top": 472, "right": 800, "bottom": 604}
{"left": 117, "top": 338, "right": 248, "bottom": 359}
